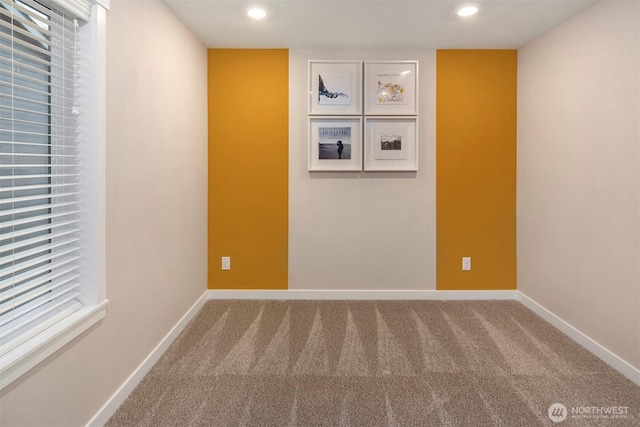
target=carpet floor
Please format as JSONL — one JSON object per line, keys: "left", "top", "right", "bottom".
{"left": 106, "top": 300, "right": 639, "bottom": 426}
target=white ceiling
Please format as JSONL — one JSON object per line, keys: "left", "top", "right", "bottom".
{"left": 162, "top": 0, "right": 599, "bottom": 49}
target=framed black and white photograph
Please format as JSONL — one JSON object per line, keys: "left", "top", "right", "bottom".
{"left": 309, "top": 61, "right": 362, "bottom": 115}
{"left": 364, "top": 117, "right": 417, "bottom": 171}
{"left": 309, "top": 117, "right": 362, "bottom": 171}
{"left": 364, "top": 61, "right": 418, "bottom": 115}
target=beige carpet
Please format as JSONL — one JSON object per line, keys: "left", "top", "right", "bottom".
{"left": 106, "top": 300, "right": 639, "bottom": 426}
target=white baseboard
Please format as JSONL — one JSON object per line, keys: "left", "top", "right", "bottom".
{"left": 517, "top": 291, "right": 640, "bottom": 386}
{"left": 207, "top": 289, "right": 518, "bottom": 300}
{"left": 86, "top": 291, "right": 209, "bottom": 427}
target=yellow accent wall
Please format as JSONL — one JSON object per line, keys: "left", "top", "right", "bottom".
{"left": 208, "top": 49, "right": 288, "bottom": 289}
{"left": 436, "top": 50, "right": 517, "bottom": 290}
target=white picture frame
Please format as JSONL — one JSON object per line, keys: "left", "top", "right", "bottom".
{"left": 364, "top": 61, "right": 418, "bottom": 115}
{"left": 309, "top": 61, "right": 363, "bottom": 115}
{"left": 364, "top": 117, "right": 418, "bottom": 171}
{"left": 309, "top": 116, "right": 363, "bottom": 171}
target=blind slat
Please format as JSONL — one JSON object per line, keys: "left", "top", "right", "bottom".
{"left": 0, "top": 43, "right": 53, "bottom": 73}
{"left": 0, "top": 182, "right": 77, "bottom": 193}
{"left": 0, "top": 165, "right": 76, "bottom": 171}
{"left": 0, "top": 138, "right": 78, "bottom": 147}
{"left": 0, "top": 111, "right": 75, "bottom": 125}
{"left": 0, "top": 135, "right": 76, "bottom": 145}
{"left": 0, "top": 265, "right": 80, "bottom": 301}
{"left": 0, "top": 200, "right": 78, "bottom": 217}
{"left": 0, "top": 51, "right": 73, "bottom": 76}
{"left": 0, "top": 252, "right": 81, "bottom": 290}
{"left": 0, "top": 173, "right": 79, "bottom": 180}
{"left": 0, "top": 236, "right": 79, "bottom": 277}
{"left": 0, "top": 23, "right": 49, "bottom": 52}
{"left": 0, "top": 210, "right": 80, "bottom": 230}
{"left": 18, "top": 0, "right": 83, "bottom": 30}
{"left": 0, "top": 300, "right": 81, "bottom": 357}
{"left": 0, "top": 92, "right": 56, "bottom": 109}
{"left": 0, "top": 80, "right": 76, "bottom": 104}
{"left": 0, "top": 164, "right": 76, "bottom": 169}
{"left": 0, "top": 67, "right": 74, "bottom": 93}
{"left": 0, "top": 292, "right": 80, "bottom": 341}
{"left": 0, "top": 228, "right": 78, "bottom": 253}
{"left": 0, "top": 88, "right": 70, "bottom": 105}
{"left": 0, "top": 155, "right": 77, "bottom": 161}
{"left": 0, "top": 130, "right": 78, "bottom": 140}
{"left": 0, "top": 219, "right": 79, "bottom": 242}
{"left": 0, "top": 7, "right": 51, "bottom": 37}
{"left": 0, "top": 190, "right": 79, "bottom": 205}
{"left": 0, "top": 279, "right": 80, "bottom": 321}
{"left": 0, "top": 242, "right": 78, "bottom": 274}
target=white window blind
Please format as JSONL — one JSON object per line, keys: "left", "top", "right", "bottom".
{"left": 0, "top": 0, "right": 84, "bottom": 356}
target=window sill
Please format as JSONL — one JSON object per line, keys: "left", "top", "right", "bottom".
{"left": 0, "top": 300, "right": 108, "bottom": 390}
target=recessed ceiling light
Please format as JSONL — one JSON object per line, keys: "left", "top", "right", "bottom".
{"left": 457, "top": 6, "right": 479, "bottom": 17}
{"left": 247, "top": 8, "right": 266, "bottom": 20}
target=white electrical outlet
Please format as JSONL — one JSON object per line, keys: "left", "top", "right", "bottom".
{"left": 221, "top": 256, "right": 231, "bottom": 270}
{"left": 462, "top": 257, "right": 471, "bottom": 271}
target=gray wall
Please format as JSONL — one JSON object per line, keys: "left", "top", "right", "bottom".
{"left": 0, "top": 0, "right": 208, "bottom": 425}
{"left": 518, "top": 0, "right": 640, "bottom": 370}
{"left": 289, "top": 50, "right": 437, "bottom": 290}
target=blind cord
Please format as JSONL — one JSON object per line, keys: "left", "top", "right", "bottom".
{"left": 71, "top": 18, "right": 79, "bottom": 115}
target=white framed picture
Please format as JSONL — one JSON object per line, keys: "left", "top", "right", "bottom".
{"left": 364, "top": 117, "right": 418, "bottom": 171}
{"left": 309, "top": 61, "right": 363, "bottom": 115}
{"left": 364, "top": 61, "right": 418, "bottom": 115}
{"left": 309, "top": 116, "right": 362, "bottom": 171}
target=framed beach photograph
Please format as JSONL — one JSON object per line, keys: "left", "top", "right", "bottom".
{"left": 309, "top": 61, "right": 363, "bottom": 115}
{"left": 364, "top": 117, "right": 418, "bottom": 171}
{"left": 309, "top": 117, "right": 362, "bottom": 171}
{"left": 364, "top": 61, "right": 418, "bottom": 115}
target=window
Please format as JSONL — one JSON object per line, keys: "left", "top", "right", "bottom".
{"left": 0, "top": 0, "right": 107, "bottom": 389}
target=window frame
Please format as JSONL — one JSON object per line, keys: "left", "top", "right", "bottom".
{"left": 0, "top": 0, "right": 107, "bottom": 390}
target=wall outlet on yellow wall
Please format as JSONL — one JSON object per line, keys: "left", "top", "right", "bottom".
{"left": 462, "top": 257, "right": 471, "bottom": 271}
{"left": 221, "top": 256, "right": 231, "bottom": 270}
